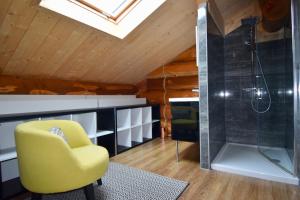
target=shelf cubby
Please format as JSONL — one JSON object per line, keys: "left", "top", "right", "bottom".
{"left": 117, "top": 109, "right": 131, "bottom": 130}
{"left": 0, "top": 121, "right": 22, "bottom": 162}
{"left": 1, "top": 159, "right": 19, "bottom": 183}
{"left": 97, "top": 108, "right": 116, "bottom": 156}
{"left": 117, "top": 129, "right": 131, "bottom": 152}
{"left": 142, "top": 123, "right": 152, "bottom": 140}
{"left": 72, "top": 112, "right": 97, "bottom": 140}
{"left": 131, "top": 125, "right": 143, "bottom": 146}
{"left": 131, "top": 108, "right": 142, "bottom": 127}
{"left": 142, "top": 107, "right": 152, "bottom": 124}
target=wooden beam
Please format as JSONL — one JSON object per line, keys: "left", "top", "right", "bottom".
{"left": 138, "top": 89, "right": 198, "bottom": 104}
{"left": 0, "top": 75, "right": 137, "bottom": 95}
{"left": 147, "top": 61, "right": 197, "bottom": 79}
{"left": 146, "top": 76, "right": 198, "bottom": 90}
{"left": 172, "top": 46, "right": 196, "bottom": 63}
{"left": 259, "top": 0, "right": 291, "bottom": 32}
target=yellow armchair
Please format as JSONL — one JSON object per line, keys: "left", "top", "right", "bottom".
{"left": 15, "top": 120, "right": 109, "bottom": 200}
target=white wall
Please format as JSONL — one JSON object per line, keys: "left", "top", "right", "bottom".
{"left": 0, "top": 95, "right": 146, "bottom": 116}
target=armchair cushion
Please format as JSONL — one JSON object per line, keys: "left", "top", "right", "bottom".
{"left": 72, "top": 145, "right": 109, "bottom": 176}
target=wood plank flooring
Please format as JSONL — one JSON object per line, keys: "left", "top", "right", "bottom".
{"left": 111, "top": 138, "right": 300, "bottom": 200}
{"left": 12, "top": 138, "right": 300, "bottom": 200}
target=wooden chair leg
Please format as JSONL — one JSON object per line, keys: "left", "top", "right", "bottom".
{"left": 83, "top": 184, "right": 95, "bottom": 200}
{"left": 97, "top": 178, "right": 102, "bottom": 186}
{"left": 31, "top": 193, "right": 42, "bottom": 200}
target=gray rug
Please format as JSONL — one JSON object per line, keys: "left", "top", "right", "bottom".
{"left": 37, "top": 162, "right": 188, "bottom": 200}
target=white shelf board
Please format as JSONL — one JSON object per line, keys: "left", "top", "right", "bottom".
{"left": 0, "top": 95, "right": 98, "bottom": 116}
{"left": 169, "top": 97, "right": 199, "bottom": 102}
{"left": 142, "top": 122, "right": 152, "bottom": 125}
{"left": 88, "top": 134, "right": 96, "bottom": 139}
{"left": 96, "top": 130, "right": 114, "bottom": 137}
{"left": 131, "top": 124, "right": 142, "bottom": 128}
{"left": 152, "top": 120, "right": 160, "bottom": 123}
{"left": 0, "top": 149, "right": 17, "bottom": 162}
{"left": 117, "top": 126, "right": 131, "bottom": 132}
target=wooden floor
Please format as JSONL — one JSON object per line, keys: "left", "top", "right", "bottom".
{"left": 111, "top": 138, "right": 300, "bottom": 200}
{"left": 13, "top": 138, "right": 300, "bottom": 200}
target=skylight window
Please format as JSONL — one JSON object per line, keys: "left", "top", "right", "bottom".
{"left": 77, "top": 0, "right": 137, "bottom": 20}
{"left": 39, "top": 0, "right": 166, "bottom": 39}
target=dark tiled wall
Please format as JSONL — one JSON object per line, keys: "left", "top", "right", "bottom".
{"left": 224, "top": 26, "right": 294, "bottom": 148}
{"left": 224, "top": 26, "right": 257, "bottom": 144}
{"left": 207, "top": 14, "right": 225, "bottom": 163}
{"left": 256, "top": 40, "right": 290, "bottom": 148}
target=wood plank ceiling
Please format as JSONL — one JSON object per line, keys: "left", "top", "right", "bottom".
{"left": 0, "top": 0, "right": 198, "bottom": 84}
{"left": 0, "top": 0, "right": 276, "bottom": 86}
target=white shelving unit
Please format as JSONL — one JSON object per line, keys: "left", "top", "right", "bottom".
{"left": 72, "top": 112, "right": 97, "bottom": 143}
{"left": 0, "top": 95, "right": 150, "bottom": 199}
{"left": 117, "top": 106, "right": 153, "bottom": 152}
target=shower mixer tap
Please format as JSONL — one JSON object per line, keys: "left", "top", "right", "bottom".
{"left": 255, "top": 88, "right": 263, "bottom": 100}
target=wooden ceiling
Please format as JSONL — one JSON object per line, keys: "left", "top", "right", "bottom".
{"left": 0, "top": 0, "right": 197, "bottom": 84}
{"left": 0, "top": 0, "right": 282, "bottom": 86}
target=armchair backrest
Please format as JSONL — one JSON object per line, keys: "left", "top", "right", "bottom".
{"left": 16, "top": 120, "right": 92, "bottom": 148}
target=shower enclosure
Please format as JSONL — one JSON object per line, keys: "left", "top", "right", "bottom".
{"left": 240, "top": 15, "right": 295, "bottom": 174}
{"left": 255, "top": 17, "right": 295, "bottom": 175}
{"left": 198, "top": 0, "right": 300, "bottom": 184}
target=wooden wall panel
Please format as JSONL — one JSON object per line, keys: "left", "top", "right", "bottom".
{"left": 0, "top": 75, "right": 137, "bottom": 95}
{"left": 147, "top": 61, "right": 197, "bottom": 79}
{"left": 137, "top": 46, "right": 198, "bottom": 137}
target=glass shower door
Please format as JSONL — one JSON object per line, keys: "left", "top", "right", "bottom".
{"left": 256, "top": 12, "right": 295, "bottom": 175}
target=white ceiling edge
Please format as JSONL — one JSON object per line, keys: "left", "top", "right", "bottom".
{"left": 39, "top": 0, "right": 166, "bottom": 39}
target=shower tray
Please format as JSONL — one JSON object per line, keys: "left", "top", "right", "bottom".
{"left": 211, "top": 143, "right": 299, "bottom": 185}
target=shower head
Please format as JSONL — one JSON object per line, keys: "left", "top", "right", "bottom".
{"left": 241, "top": 17, "right": 260, "bottom": 26}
